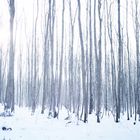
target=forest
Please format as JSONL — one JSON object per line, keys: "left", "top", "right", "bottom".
{"left": 0, "top": 0, "right": 140, "bottom": 124}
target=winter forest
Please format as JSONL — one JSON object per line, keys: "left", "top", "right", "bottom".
{"left": 0, "top": 0, "right": 140, "bottom": 139}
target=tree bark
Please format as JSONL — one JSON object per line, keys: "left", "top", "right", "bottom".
{"left": 116, "top": 0, "right": 122, "bottom": 122}
{"left": 5, "top": 0, "right": 15, "bottom": 112}
{"left": 77, "top": 0, "right": 88, "bottom": 123}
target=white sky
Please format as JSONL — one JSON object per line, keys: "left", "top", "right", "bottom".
{"left": 0, "top": 0, "right": 139, "bottom": 76}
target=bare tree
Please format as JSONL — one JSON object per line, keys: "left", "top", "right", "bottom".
{"left": 41, "top": 0, "right": 50, "bottom": 114}
{"left": 68, "top": 0, "right": 77, "bottom": 113}
{"left": 107, "top": 1, "right": 117, "bottom": 120}
{"left": 5, "top": 0, "right": 15, "bottom": 112}
{"left": 135, "top": 0, "right": 140, "bottom": 121}
{"left": 31, "top": 0, "right": 39, "bottom": 113}
{"left": 89, "top": 0, "right": 94, "bottom": 114}
{"left": 50, "top": 0, "right": 57, "bottom": 118}
{"left": 126, "top": 0, "right": 132, "bottom": 120}
{"left": 96, "top": 0, "right": 102, "bottom": 123}
{"left": 77, "top": 0, "right": 88, "bottom": 123}
{"left": 116, "top": 0, "right": 122, "bottom": 122}
{"left": 57, "top": 0, "right": 65, "bottom": 117}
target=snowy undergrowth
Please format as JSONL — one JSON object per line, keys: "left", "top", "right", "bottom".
{"left": 0, "top": 106, "right": 139, "bottom": 140}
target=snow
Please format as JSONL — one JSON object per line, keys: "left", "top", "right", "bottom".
{"left": 0, "top": 106, "right": 139, "bottom": 140}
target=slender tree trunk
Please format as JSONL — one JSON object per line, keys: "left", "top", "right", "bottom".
{"left": 5, "top": 0, "right": 15, "bottom": 112}
{"left": 107, "top": 1, "right": 117, "bottom": 121}
{"left": 94, "top": 0, "right": 97, "bottom": 114}
{"left": 77, "top": 0, "right": 88, "bottom": 123}
{"left": 57, "top": 0, "right": 65, "bottom": 117}
{"left": 96, "top": 0, "right": 102, "bottom": 123}
{"left": 135, "top": 0, "right": 140, "bottom": 121}
{"left": 68, "top": 0, "right": 75, "bottom": 113}
{"left": 31, "top": 0, "right": 39, "bottom": 113}
{"left": 41, "top": 0, "right": 50, "bottom": 114}
{"left": 89, "top": 0, "right": 93, "bottom": 114}
{"left": 116, "top": 0, "right": 122, "bottom": 122}
{"left": 104, "top": 0, "right": 107, "bottom": 113}
{"left": 126, "top": 0, "right": 130, "bottom": 120}
{"left": 50, "top": 0, "right": 57, "bottom": 118}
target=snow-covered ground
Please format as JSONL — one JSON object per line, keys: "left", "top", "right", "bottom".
{"left": 0, "top": 106, "right": 139, "bottom": 140}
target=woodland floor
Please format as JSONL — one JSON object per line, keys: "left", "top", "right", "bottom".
{"left": 0, "top": 106, "right": 139, "bottom": 140}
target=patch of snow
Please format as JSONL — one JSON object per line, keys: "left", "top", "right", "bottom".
{"left": 0, "top": 106, "right": 139, "bottom": 140}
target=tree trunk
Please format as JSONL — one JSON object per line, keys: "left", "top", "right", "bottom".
{"left": 89, "top": 0, "right": 93, "bottom": 114}
{"left": 5, "top": 0, "right": 15, "bottom": 112}
{"left": 57, "top": 0, "right": 65, "bottom": 117}
{"left": 96, "top": 0, "right": 102, "bottom": 123}
{"left": 116, "top": 0, "right": 122, "bottom": 122}
{"left": 135, "top": 0, "right": 140, "bottom": 121}
{"left": 77, "top": 0, "right": 88, "bottom": 123}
